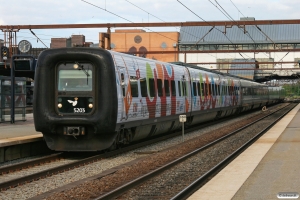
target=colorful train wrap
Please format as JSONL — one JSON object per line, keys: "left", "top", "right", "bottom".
{"left": 33, "top": 48, "right": 285, "bottom": 151}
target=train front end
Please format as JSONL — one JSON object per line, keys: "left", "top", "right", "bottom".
{"left": 33, "top": 48, "right": 118, "bottom": 151}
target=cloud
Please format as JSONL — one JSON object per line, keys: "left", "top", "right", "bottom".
{"left": 2, "top": 0, "right": 300, "bottom": 47}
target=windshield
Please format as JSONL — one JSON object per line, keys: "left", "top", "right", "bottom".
{"left": 57, "top": 63, "right": 93, "bottom": 91}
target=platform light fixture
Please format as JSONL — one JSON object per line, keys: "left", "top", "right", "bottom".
{"left": 73, "top": 63, "right": 79, "bottom": 69}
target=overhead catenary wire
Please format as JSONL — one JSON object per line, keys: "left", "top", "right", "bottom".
{"left": 210, "top": 0, "right": 235, "bottom": 21}
{"left": 208, "top": 0, "right": 278, "bottom": 61}
{"left": 30, "top": 30, "right": 48, "bottom": 48}
{"left": 178, "top": 0, "right": 241, "bottom": 48}
{"left": 229, "top": 0, "right": 246, "bottom": 17}
{"left": 16, "top": 30, "right": 100, "bottom": 44}
{"left": 124, "top": 0, "right": 227, "bottom": 59}
{"left": 177, "top": 0, "right": 249, "bottom": 60}
{"left": 208, "top": 0, "right": 294, "bottom": 69}
{"left": 81, "top": 0, "right": 178, "bottom": 43}
{"left": 209, "top": 0, "right": 254, "bottom": 43}
{"left": 227, "top": 0, "right": 287, "bottom": 63}
{"left": 124, "top": 0, "right": 165, "bottom": 22}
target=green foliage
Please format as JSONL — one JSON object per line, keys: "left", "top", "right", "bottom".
{"left": 282, "top": 83, "right": 300, "bottom": 98}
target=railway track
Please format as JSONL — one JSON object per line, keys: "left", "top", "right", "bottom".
{"left": 0, "top": 103, "right": 293, "bottom": 199}
{"left": 0, "top": 104, "right": 265, "bottom": 192}
{"left": 0, "top": 115, "right": 228, "bottom": 192}
{"left": 23, "top": 103, "right": 295, "bottom": 200}
{"left": 171, "top": 103, "right": 297, "bottom": 200}
{"left": 92, "top": 103, "right": 296, "bottom": 200}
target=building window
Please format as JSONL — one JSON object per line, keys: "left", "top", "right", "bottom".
{"left": 139, "top": 46, "right": 147, "bottom": 58}
{"left": 134, "top": 35, "right": 142, "bottom": 44}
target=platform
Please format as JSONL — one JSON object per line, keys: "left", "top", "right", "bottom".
{"left": 0, "top": 113, "right": 42, "bottom": 143}
{"left": 0, "top": 113, "right": 47, "bottom": 162}
{"left": 188, "top": 103, "right": 300, "bottom": 200}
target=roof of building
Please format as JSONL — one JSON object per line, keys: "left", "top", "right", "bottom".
{"left": 179, "top": 24, "right": 300, "bottom": 45}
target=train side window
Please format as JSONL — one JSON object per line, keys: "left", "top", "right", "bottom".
{"left": 121, "top": 73, "right": 125, "bottom": 97}
{"left": 197, "top": 82, "right": 200, "bottom": 96}
{"left": 253, "top": 88, "right": 257, "bottom": 95}
{"left": 157, "top": 79, "right": 163, "bottom": 97}
{"left": 140, "top": 78, "right": 147, "bottom": 97}
{"left": 247, "top": 88, "right": 252, "bottom": 95}
{"left": 223, "top": 85, "right": 227, "bottom": 95}
{"left": 149, "top": 78, "right": 155, "bottom": 97}
{"left": 227, "top": 86, "right": 230, "bottom": 95}
{"left": 182, "top": 81, "right": 186, "bottom": 96}
{"left": 164, "top": 80, "right": 170, "bottom": 97}
{"left": 171, "top": 80, "right": 176, "bottom": 96}
{"left": 210, "top": 83, "right": 213, "bottom": 96}
{"left": 211, "top": 83, "right": 215, "bottom": 96}
{"left": 193, "top": 82, "right": 197, "bottom": 96}
{"left": 178, "top": 81, "right": 182, "bottom": 96}
{"left": 130, "top": 76, "right": 138, "bottom": 97}
{"left": 216, "top": 84, "right": 219, "bottom": 96}
{"left": 243, "top": 88, "right": 247, "bottom": 95}
{"left": 200, "top": 83, "right": 204, "bottom": 96}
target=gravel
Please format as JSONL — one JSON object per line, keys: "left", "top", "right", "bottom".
{"left": 0, "top": 106, "right": 279, "bottom": 200}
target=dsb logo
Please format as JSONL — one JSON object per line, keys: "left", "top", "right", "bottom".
{"left": 74, "top": 108, "right": 85, "bottom": 113}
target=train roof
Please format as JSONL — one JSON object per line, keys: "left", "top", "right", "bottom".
{"left": 169, "top": 61, "right": 262, "bottom": 83}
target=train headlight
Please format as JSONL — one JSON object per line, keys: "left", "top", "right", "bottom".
{"left": 89, "top": 104, "right": 93, "bottom": 108}
{"left": 73, "top": 63, "right": 79, "bottom": 69}
{"left": 58, "top": 103, "right": 62, "bottom": 108}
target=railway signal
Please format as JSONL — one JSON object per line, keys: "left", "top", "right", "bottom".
{"left": 1, "top": 46, "right": 9, "bottom": 60}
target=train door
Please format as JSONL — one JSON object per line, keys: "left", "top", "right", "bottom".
{"left": 236, "top": 80, "right": 242, "bottom": 106}
{"left": 117, "top": 67, "right": 129, "bottom": 120}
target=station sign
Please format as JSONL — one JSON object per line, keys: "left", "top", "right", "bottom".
{"left": 179, "top": 115, "right": 186, "bottom": 122}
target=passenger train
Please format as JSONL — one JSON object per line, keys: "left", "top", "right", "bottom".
{"left": 33, "top": 48, "right": 285, "bottom": 151}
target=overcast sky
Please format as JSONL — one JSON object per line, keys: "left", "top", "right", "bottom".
{"left": 0, "top": 0, "right": 299, "bottom": 47}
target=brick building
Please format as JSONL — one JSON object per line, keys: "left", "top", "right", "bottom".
{"left": 106, "top": 29, "right": 179, "bottom": 62}
{"left": 50, "top": 35, "right": 90, "bottom": 48}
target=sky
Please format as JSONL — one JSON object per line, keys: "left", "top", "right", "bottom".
{"left": 0, "top": 0, "right": 299, "bottom": 48}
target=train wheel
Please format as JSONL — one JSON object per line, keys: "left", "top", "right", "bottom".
{"left": 116, "top": 130, "right": 125, "bottom": 147}
{"left": 108, "top": 138, "right": 117, "bottom": 151}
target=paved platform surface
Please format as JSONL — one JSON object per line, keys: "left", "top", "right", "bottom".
{"left": 188, "top": 103, "right": 300, "bottom": 200}
{"left": 0, "top": 113, "right": 42, "bottom": 147}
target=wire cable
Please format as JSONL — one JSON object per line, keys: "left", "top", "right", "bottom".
{"left": 30, "top": 30, "right": 48, "bottom": 48}
{"left": 229, "top": 0, "right": 246, "bottom": 17}
{"left": 124, "top": 0, "right": 226, "bottom": 59}
{"left": 178, "top": 0, "right": 248, "bottom": 59}
{"left": 81, "top": 0, "right": 178, "bottom": 43}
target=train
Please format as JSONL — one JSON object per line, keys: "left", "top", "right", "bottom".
{"left": 33, "top": 48, "right": 285, "bottom": 151}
